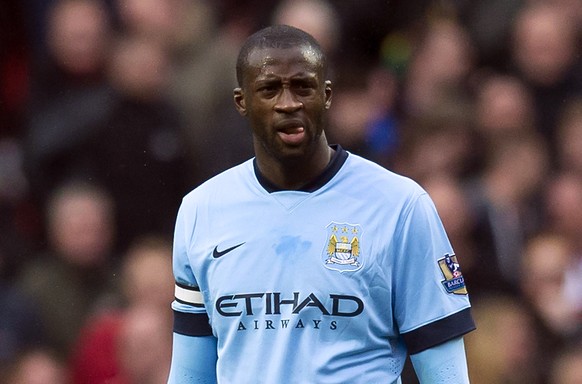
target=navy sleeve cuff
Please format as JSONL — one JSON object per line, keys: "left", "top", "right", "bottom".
{"left": 173, "top": 310, "right": 213, "bottom": 336}
{"left": 402, "top": 307, "right": 476, "bottom": 355}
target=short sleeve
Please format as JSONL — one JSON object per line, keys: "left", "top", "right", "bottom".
{"left": 392, "top": 192, "right": 475, "bottom": 354}
{"left": 171, "top": 199, "right": 213, "bottom": 336}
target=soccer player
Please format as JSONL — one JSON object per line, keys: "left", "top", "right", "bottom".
{"left": 168, "top": 25, "right": 475, "bottom": 383}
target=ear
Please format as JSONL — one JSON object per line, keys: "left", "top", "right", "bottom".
{"left": 233, "top": 88, "right": 247, "bottom": 116}
{"left": 324, "top": 80, "right": 332, "bottom": 110}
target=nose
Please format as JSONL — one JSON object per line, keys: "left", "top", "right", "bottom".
{"left": 274, "top": 88, "right": 303, "bottom": 113}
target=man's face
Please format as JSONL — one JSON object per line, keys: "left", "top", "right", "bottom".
{"left": 234, "top": 45, "right": 332, "bottom": 162}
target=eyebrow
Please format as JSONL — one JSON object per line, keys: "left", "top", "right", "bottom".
{"left": 255, "top": 72, "right": 317, "bottom": 81}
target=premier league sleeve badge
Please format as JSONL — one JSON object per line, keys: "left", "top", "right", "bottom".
{"left": 438, "top": 253, "right": 468, "bottom": 295}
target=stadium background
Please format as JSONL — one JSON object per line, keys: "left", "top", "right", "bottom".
{"left": 1, "top": 0, "right": 581, "bottom": 382}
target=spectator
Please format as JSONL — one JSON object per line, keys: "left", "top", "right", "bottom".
{"left": 543, "top": 172, "right": 582, "bottom": 319}
{"left": 401, "top": 17, "right": 475, "bottom": 118}
{"left": 271, "top": 0, "right": 340, "bottom": 56}
{"left": 465, "top": 294, "right": 543, "bottom": 384}
{"left": 28, "top": 0, "right": 111, "bottom": 105}
{"left": 1, "top": 347, "right": 66, "bottom": 384}
{"left": 512, "top": 2, "right": 579, "bottom": 88}
{"left": 394, "top": 94, "right": 480, "bottom": 183}
{"left": 119, "top": 236, "right": 174, "bottom": 309}
{"left": 70, "top": 235, "right": 174, "bottom": 384}
{"left": 510, "top": 2, "right": 582, "bottom": 152}
{"left": 16, "top": 181, "right": 118, "bottom": 358}
{"left": 454, "top": 0, "right": 523, "bottom": 69}
{"left": 327, "top": 65, "right": 400, "bottom": 168}
{"left": 466, "top": 133, "right": 549, "bottom": 290}
{"left": 519, "top": 232, "right": 580, "bottom": 350}
{"left": 115, "top": 304, "right": 172, "bottom": 384}
{"left": 82, "top": 34, "right": 191, "bottom": 252}
{"left": 166, "top": 0, "right": 265, "bottom": 185}
{"left": 23, "top": 0, "right": 114, "bottom": 204}
{"left": 113, "top": 0, "right": 181, "bottom": 47}
{"left": 474, "top": 73, "right": 537, "bottom": 148}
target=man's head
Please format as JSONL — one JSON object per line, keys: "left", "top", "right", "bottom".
{"left": 233, "top": 25, "right": 332, "bottom": 166}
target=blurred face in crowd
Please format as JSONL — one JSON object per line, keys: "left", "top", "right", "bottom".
{"left": 48, "top": 186, "right": 114, "bottom": 267}
{"left": 545, "top": 174, "right": 582, "bottom": 240}
{"left": 108, "top": 36, "right": 170, "bottom": 101}
{"left": 415, "top": 21, "right": 473, "bottom": 84}
{"left": 486, "top": 136, "right": 549, "bottom": 204}
{"left": 47, "top": 0, "right": 110, "bottom": 75}
{"left": 424, "top": 177, "right": 473, "bottom": 240}
{"left": 476, "top": 75, "right": 535, "bottom": 137}
{"left": 520, "top": 234, "right": 579, "bottom": 336}
{"left": 7, "top": 349, "right": 66, "bottom": 384}
{"left": 122, "top": 241, "right": 174, "bottom": 308}
{"left": 403, "top": 20, "right": 473, "bottom": 114}
{"left": 521, "top": 235, "right": 572, "bottom": 303}
{"left": 512, "top": 4, "right": 577, "bottom": 85}
{"left": 272, "top": 0, "right": 340, "bottom": 55}
{"left": 117, "top": 305, "right": 172, "bottom": 383}
{"left": 115, "top": 0, "right": 179, "bottom": 44}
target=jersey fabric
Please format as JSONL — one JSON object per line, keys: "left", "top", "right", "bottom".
{"left": 171, "top": 145, "right": 475, "bottom": 384}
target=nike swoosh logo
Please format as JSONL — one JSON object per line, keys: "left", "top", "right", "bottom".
{"left": 212, "top": 242, "right": 245, "bottom": 258}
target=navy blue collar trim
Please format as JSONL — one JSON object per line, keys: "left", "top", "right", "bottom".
{"left": 254, "top": 144, "right": 348, "bottom": 193}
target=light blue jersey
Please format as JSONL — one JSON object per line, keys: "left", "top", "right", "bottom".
{"left": 172, "top": 146, "right": 475, "bottom": 383}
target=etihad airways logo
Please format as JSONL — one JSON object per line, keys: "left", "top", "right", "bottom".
{"left": 215, "top": 292, "right": 364, "bottom": 329}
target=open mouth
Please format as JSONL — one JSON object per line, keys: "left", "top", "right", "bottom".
{"left": 278, "top": 126, "right": 305, "bottom": 145}
{"left": 276, "top": 120, "right": 306, "bottom": 145}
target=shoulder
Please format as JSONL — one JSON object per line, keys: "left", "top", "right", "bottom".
{"left": 341, "top": 152, "right": 426, "bottom": 201}
{"left": 182, "top": 159, "right": 254, "bottom": 206}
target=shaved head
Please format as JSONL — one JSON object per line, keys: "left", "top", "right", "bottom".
{"left": 236, "top": 24, "right": 327, "bottom": 87}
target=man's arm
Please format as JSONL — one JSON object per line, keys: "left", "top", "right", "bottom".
{"left": 410, "top": 337, "right": 470, "bottom": 384}
{"left": 167, "top": 333, "right": 218, "bottom": 384}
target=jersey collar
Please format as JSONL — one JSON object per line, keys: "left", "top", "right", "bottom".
{"left": 254, "top": 144, "right": 348, "bottom": 193}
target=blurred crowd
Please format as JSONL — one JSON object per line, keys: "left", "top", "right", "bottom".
{"left": 0, "top": 0, "right": 581, "bottom": 383}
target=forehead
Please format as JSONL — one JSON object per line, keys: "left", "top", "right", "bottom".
{"left": 245, "top": 45, "right": 322, "bottom": 79}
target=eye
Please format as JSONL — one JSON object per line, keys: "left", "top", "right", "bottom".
{"left": 258, "top": 85, "right": 278, "bottom": 97}
{"left": 293, "top": 80, "right": 316, "bottom": 95}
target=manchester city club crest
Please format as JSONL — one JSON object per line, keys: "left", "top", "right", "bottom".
{"left": 438, "top": 253, "right": 468, "bottom": 295}
{"left": 323, "top": 222, "right": 363, "bottom": 272}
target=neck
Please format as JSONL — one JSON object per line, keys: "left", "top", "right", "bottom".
{"left": 255, "top": 140, "right": 334, "bottom": 191}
